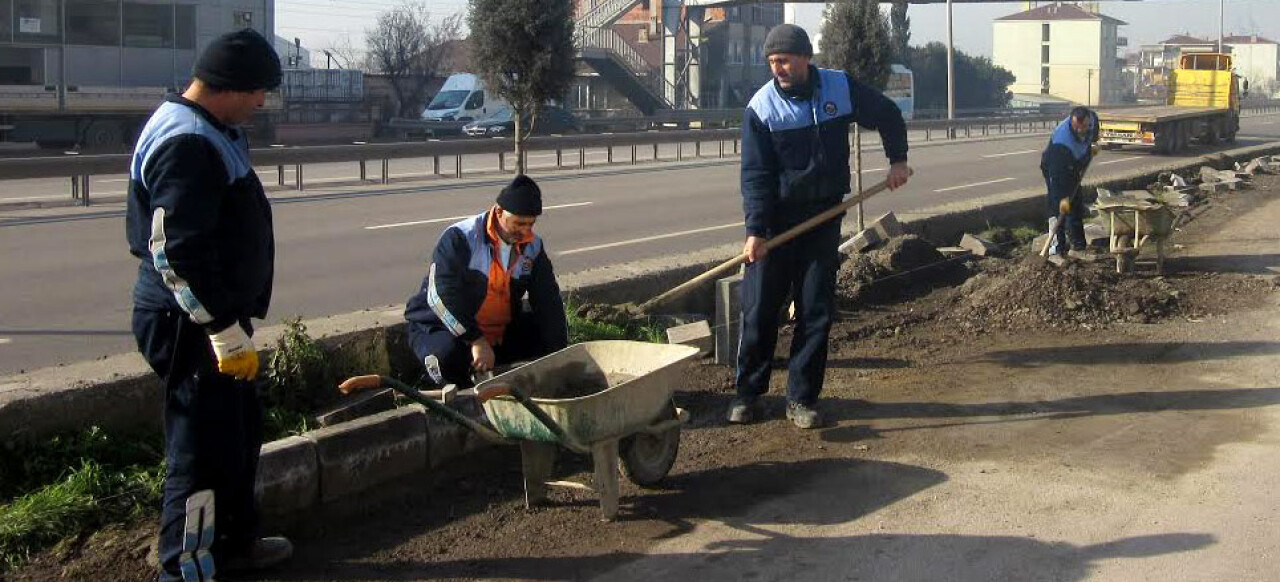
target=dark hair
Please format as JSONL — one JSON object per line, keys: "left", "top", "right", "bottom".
{"left": 1071, "top": 106, "right": 1093, "bottom": 122}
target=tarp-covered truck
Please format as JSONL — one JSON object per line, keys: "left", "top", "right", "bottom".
{"left": 1097, "top": 53, "right": 1243, "bottom": 154}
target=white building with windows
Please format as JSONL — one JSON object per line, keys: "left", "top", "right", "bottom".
{"left": 0, "top": 0, "right": 274, "bottom": 88}
{"left": 993, "top": 2, "right": 1126, "bottom": 106}
{"left": 1224, "top": 35, "right": 1279, "bottom": 98}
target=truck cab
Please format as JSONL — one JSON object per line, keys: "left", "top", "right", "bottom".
{"left": 421, "top": 73, "right": 508, "bottom": 122}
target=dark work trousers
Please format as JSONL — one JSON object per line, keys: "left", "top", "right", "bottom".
{"left": 408, "top": 311, "right": 555, "bottom": 387}
{"left": 1045, "top": 176, "right": 1088, "bottom": 255}
{"left": 735, "top": 219, "right": 841, "bottom": 407}
{"left": 132, "top": 308, "right": 263, "bottom": 582}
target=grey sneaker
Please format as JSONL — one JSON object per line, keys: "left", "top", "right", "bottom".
{"left": 727, "top": 398, "right": 760, "bottom": 424}
{"left": 786, "top": 401, "right": 822, "bottom": 429}
{"left": 1047, "top": 254, "right": 1069, "bottom": 267}
{"left": 223, "top": 536, "right": 293, "bottom": 573}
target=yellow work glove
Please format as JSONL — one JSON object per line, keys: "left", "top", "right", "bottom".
{"left": 1059, "top": 198, "right": 1072, "bottom": 214}
{"left": 1090, "top": 144, "right": 1101, "bottom": 157}
{"left": 208, "top": 324, "right": 259, "bottom": 381}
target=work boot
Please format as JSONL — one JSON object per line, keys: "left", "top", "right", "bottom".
{"left": 1067, "top": 248, "right": 1103, "bottom": 262}
{"left": 1047, "top": 254, "right": 1069, "bottom": 268}
{"left": 726, "top": 397, "right": 761, "bottom": 424}
{"left": 222, "top": 536, "right": 294, "bottom": 573}
{"left": 786, "top": 401, "right": 822, "bottom": 429}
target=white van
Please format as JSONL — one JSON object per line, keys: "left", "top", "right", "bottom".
{"left": 421, "top": 73, "right": 509, "bottom": 122}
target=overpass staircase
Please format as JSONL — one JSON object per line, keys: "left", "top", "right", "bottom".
{"left": 574, "top": 0, "right": 674, "bottom": 114}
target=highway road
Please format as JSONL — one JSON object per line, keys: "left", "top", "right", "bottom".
{"left": 1, "top": 114, "right": 1278, "bottom": 374}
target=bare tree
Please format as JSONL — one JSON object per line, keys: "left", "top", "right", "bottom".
{"left": 365, "top": 2, "right": 463, "bottom": 117}
{"left": 468, "top": 0, "right": 575, "bottom": 173}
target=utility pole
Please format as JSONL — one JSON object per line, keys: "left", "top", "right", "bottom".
{"left": 946, "top": 0, "right": 955, "bottom": 131}
{"left": 1218, "top": 0, "right": 1224, "bottom": 53}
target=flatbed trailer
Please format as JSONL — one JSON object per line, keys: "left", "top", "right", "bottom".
{"left": 1096, "top": 53, "right": 1241, "bottom": 154}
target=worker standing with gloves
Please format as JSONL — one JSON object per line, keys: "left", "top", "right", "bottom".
{"left": 1041, "top": 106, "right": 1101, "bottom": 266}
{"left": 728, "top": 24, "right": 912, "bottom": 429}
{"left": 126, "top": 29, "right": 292, "bottom": 581}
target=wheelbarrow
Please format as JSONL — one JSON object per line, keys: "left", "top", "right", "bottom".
{"left": 339, "top": 341, "right": 700, "bottom": 520}
{"left": 1095, "top": 196, "right": 1179, "bottom": 275}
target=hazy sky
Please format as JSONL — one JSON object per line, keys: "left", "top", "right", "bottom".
{"left": 276, "top": 0, "right": 1280, "bottom": 64}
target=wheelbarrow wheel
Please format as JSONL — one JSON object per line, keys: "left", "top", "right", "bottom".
{"left": 619, "top": 403, "right": 680, "bottom": 488}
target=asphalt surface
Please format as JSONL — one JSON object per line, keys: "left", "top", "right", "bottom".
{"left": 0, "top": 114, "right": 1278, "bottom": 374}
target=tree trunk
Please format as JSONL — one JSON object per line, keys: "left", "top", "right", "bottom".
{"left": 514, "top": 112, "right": 525, "bottom": 175}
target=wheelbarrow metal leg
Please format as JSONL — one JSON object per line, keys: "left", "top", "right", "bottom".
{"left": 519, "top": 442, "right": 556, "bottom": 508}
{"left": 592, "top": 439, "right": 621, "bottom": 521}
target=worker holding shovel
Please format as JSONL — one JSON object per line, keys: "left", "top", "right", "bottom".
{"left": 728, "top": 24, "right": 912, "bottom": 429}
{"left": 1041, "top": 107, "right": 1101, "bottom": 266}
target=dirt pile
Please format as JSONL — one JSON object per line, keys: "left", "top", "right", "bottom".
{"left": 836, "top": 235, "right": 968, "bottom": 307}
{"left": 947, "top": 256, "right": 1182, "bottom": 330}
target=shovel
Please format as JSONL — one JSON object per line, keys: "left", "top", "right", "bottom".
{"left": 640, "top": 177, "right": 898, "bottom": 311}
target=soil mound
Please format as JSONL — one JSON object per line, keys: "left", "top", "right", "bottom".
{"left": 948, "top": 256, "right": 1180, "bottom": 330}
{"left": 836, "top": 235, "right": 967, "bottom": 307}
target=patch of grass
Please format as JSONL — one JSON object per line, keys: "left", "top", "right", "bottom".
{"left": 0, "top": 428, "right": 163, "bottom": 572}
{"left": 565, "top": 300, "right": 667, "bottom": 344}
{"left": 263, "top": 317, "right": 329, "bottom": 439}
{"left": 1010, "top": 225, "right": 1042, "bottom": 246}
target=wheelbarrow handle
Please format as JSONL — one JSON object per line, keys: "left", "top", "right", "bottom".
{"left": 337, "top": 375, "right": 511, "bottom": 446}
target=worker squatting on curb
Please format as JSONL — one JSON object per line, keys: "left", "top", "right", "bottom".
{"left": 126, "top": 29, "right": 294, "bottom": 581}
{"left": 404, "top": 175, "right": 570, "bottom": 387}
{"left": 728, "top": 24, "right": 913, "bottom": 430}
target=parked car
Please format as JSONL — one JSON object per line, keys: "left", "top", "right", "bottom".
{"left": 462, "top": 106, "right": 582, "bottom": 137}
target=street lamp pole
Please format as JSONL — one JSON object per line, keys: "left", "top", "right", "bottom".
{"left": 946, "top": 0, "right": 955, "bottom": 127}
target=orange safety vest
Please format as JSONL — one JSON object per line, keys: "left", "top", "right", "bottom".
{"left": 476, "top": 207, "right": 532, "bottom": 345}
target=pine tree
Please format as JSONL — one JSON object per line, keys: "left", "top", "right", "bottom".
{"left": 468, "top": 0, "right": 576, "bottom": 173}
{"left": 819, "top": 0, "right": 893, "bottom": 89}
{"left": 890, "top": 1, "right": 911, "bottom": 64}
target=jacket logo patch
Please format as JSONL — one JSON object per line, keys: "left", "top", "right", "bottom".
{"left": 823, "top": 101, "right": 837, "bottom": 116}
{"left": 520, "top": 257, "right": 533, "bottom": 273}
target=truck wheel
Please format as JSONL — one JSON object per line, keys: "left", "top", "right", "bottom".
{"left": 1201, "top": 121, "right": 1219, "bottom": 146}
{"left": 83, "top": 122, "right": 124, "bottom": 150}
{"left": 1153, "top": 124, "right": 1172, "bottom": 154}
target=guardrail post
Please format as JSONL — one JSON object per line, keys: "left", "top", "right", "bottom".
{"left": 607, "top": 145, "right": 613, "bottom": 164}
{"left": 456, "top": 155, "right": 463, "bottom": 178}
{"left": 631, "top": 145, "right": 637, "bottom": 165}
{"left": 556, "top": 149, "right": 563, "bottom": 169}
{"left": 277, "top": 165, "right": 285, "bottom": 187}
{"left": 998, "top": 121, "right": 1003, "bottom": 134}
{"left": 925, "top": 128, "right": 931, "bottom": 141}
{"left": 733, "top": 139, "right": 739, "bottom": 154}
{"left": 695, "top": 141, "right": 701, "bottom": 158}
{"left": 382, "top": 159, "right": 390, "bottom": 184}
{"left": 677, "top": 142, "right": 683, "bottom": 161}
{"left": 499, "top": 151, "right": 505, "bottom": 172}
{"left": 433, "top": 155, "right": 440, "bottom": 175}
{"left": 579, "top": 148, "right": 585, "bottom": 170}
{"left": 653, "top": 143, "right": 660, "bottom": 160}
{"left": 1014, "top": 121, "right": 1020, "bottom": 133}
{"left": 70, "top": 176, "right": 79, "bottom": 202}
{"left": 359, "top": 160, "right": 367, "bottom": 181}
{"left": 965, "top": 125, "right": 971, "bottom": 138}
{"left": 79, "top": 175, "right": 90, "bottom": 206}
{"left": 719, "top": 140, "right": 724, "bottom": 158}
{"left": 295, "top": 164, "right": 303, "bottom": 191}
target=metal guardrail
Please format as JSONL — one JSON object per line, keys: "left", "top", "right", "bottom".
{"left": 0, "top": 112, "right": 1131, "bottom": 206}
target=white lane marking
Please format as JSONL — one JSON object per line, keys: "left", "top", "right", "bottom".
{"left": 559, "top": 222, "right": 744, "bottom": 256}
{"left": 981, "top": 149, "right": 1038, "bottom": 158}
{"left": 1097, "top": 156, "right": 1145, "bottom": 165}
{"left": 933, "top": 177, "right": 1015, "bottom": 193}
{"left": 0, "top": 338, "right": 10, "bottom": 345}
{"left": 364, "top": 201, "right": 594, "bottom": 230}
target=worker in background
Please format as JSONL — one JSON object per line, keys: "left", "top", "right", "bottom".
{"left": 126, "top": 29, "right": 292, "bottom": 581}
{"left": 405, "top": 175, "right": 569, "bottom": 386}
{"left": 1041, "top": 106, "right": 1101, "bottom": 266}
{"left": 729, "top": 24, "right": 912, "bottom": 429}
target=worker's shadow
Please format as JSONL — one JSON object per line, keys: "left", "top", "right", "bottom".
{"left": 818, "top": 386, "right": 1280, "bottom": 444}
{"left": 976, "top": 340, "right": 1280, "bottom": 368}
{"left": 332, "top": 526, "right": 1214, "bottom": 581}
{"left": 1165, "top": 252, "right": 1280, "bottom": 275}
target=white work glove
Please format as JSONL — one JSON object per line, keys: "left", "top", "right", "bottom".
{"left": 208, "top": 324, "right": 259, "bottom": 381}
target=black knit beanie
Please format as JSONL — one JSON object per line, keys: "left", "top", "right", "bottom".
{"left": 193, "top": 29, "right": 283, "bottom": 91}
{"left": 496, "top": 175, "right": 543, "bottom": 216}
{"left": 764, "top": 24, "right": 814, "bottom": 57}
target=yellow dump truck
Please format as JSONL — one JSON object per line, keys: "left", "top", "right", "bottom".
{"left": 1097, "top": 53, "right": 1242, "bottom": 154}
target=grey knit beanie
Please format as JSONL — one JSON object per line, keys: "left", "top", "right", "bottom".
{"left": 764, "top": 24, "right": 813, "bottom": 57}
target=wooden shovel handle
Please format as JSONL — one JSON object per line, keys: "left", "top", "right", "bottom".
{"left": 338, "top": 375, "right": 383, "bottom": 395}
